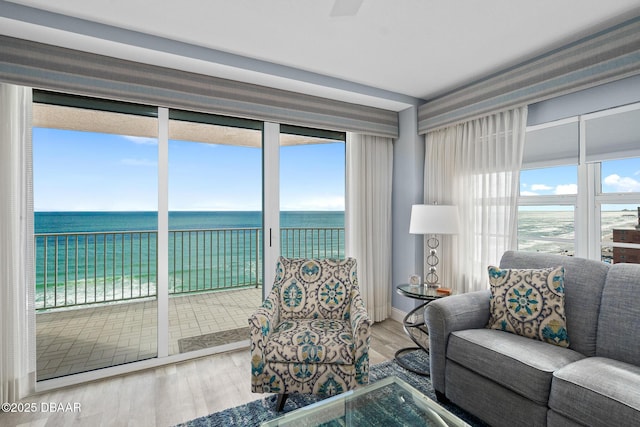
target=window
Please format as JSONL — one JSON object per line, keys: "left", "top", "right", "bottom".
{"left": 599, "top": 203, "right": 640, "bottom": 263}
{"left": 519, "top": 103, "right": 640, "bottom": 264}
{"left": 600, "top": 158, "right": 640, "bottom": 194}
{"left": 597, "top": 157, "right": 640, "bottom": 263}
{"left": 518, "top": 165, "right": 577, "bottom": 255}
{"left": 518, "top": 206, "right": 575, "bottom": 255}
{"left": 520, "top": 166, "right": 577, "bottom": 196}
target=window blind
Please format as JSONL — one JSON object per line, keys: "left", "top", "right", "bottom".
{"left": 523, "top": 120, "right": 579, "bottom": 168}
{"left": 585, "top": 107, "right": 640, "bottom": 162}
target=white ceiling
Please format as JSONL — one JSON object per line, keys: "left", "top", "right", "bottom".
{"left": 1, "top": 0, "right": 640, "bottom": 111}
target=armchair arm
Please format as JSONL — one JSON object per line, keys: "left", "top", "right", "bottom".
{"left": 248, "top": 287, "right": 280, "bottom": 391}
{"left": 424, "top": 290, "right": 490, "bottom": 394}
{"left": 349, "top": 287, "right": 373, "bottom": 385}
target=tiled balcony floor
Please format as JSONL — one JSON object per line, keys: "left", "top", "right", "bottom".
{"left": 36, "top": 287, "right": 263, "bottom": 381}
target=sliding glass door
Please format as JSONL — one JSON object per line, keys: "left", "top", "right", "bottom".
{"left": 31, "top": 90, "right": 347, "bottom": 382}
{"left": 167, "top": 111, "right": 263, "bottom": 355}
{"left": 33, "top": 94, "right": 159, "bottom": 380}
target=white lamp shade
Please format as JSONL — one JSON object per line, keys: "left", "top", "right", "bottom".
{"left": 409, "top": 204, "right": 460, "bottom": 235}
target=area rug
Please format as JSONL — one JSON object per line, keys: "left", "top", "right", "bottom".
{"left": 176, "top": 350, "right": 488, "bottom": 426}
{"left": 178, "top": 327, "right": 250, "bottom": 353}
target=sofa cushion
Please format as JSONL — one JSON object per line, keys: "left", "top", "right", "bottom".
{"left": 446, "top": 361, "right": 548, "bottom": 427}
{"left": 550, "top": 357, "right": 640, "bottom": 427}
{"left": 547, "top": 410, "right": 586, "bottom": 427}
{"left": 500, "top": 250, "right": 609, "bottom": 357}
{"left": 265, "top": 319, "right": 354, "bottom": 364}
{"left": 447, "top": 329, "right": 585, "bottom": 404}
{"left": 596, "top": 263, "right": 640, "bottom": 366}
{"left": 487, "top": 265, "right": 569, "bottom": 347}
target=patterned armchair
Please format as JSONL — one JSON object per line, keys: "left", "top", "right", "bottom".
{"left": 249, "top": 257, "right": 372, "bottom": 410}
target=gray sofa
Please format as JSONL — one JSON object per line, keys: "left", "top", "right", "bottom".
{"left": 424, "top": 250, "right": 640, "bottom": 427}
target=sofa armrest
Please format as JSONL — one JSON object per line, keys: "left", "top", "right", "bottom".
{"left": 349, "top": 287, "right": 373, "bottom": 384}
{"left": 424, "top": 290, "right": 491, "bottom": 394}
{"left": 248, "top": 288, "right": 280, "bottom": 391}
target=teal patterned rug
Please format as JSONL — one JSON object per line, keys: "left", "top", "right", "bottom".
{"left": 176, "top": 350, "right": 487, "bottom": 426}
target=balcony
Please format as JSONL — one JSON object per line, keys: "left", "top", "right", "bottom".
{"left": 35, "top": 227, "right": 344, "bottom": 381}
{"left": 36, "top": 287, "right": 262, "bottom": 381}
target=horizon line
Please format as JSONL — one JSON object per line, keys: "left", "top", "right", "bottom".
{"left": 34, "top": 209, "right": 346, "bottom": 213}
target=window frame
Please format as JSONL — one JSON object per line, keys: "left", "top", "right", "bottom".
{"left": 518, "top": 102, "right": 640, "bottom": 262}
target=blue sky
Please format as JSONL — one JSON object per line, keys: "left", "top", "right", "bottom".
{"left": 520, "top": 158, "right": 640, "bottom": 196}
{"left": 33, "top": 128, "right": 346, "bottom": 212}
{"left": 33, "top": 127, "right": 639, "bottom": 212}
{"left": 520, "top": 159, "right": 640, "bottom": 212}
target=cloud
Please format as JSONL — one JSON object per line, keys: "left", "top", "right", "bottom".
{"left": 531, "top": 184, "right": 553, "bottom": 191}
{"left": 122, "top": 136, "right": 157, "bottom": 145}
{"left": 521, "top": 183, "right": 577, "bottom": 195}
{"left": 604, "top": 174, "right": 621, "bottom": 185}
{"left": 555, "top": 184, "right": 578, "bottom": 195}
{"left": 603, "top": 174, "right": 640, "bottom": 192}
{"left": 120, "top": 158, "right": 157, "bottom": 167}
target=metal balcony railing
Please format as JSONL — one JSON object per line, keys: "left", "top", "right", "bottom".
{"left": 34, "top": 227, "right": 345, "bottom": 310}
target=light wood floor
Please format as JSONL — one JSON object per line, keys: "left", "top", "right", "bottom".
{"left": 2, "top": 319, "right": 413, "bottom": 427}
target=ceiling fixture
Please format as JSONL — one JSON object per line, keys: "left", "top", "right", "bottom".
{"left": 330, "top": 0, "right": 364, "bottom": 17}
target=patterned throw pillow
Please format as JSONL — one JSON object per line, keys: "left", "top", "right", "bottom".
{"left": 486, "top": 265, "right": 569, "bottom": 347}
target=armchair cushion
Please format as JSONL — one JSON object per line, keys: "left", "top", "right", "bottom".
{"left": 275, "top": 257, "right": 356, "bottom": 320}
{"left": 265, "top": 319, "right": 354, "bottom": 364}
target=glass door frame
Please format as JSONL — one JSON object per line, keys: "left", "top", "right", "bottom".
{"left": 262, "top": 122, "right": 280, "bottom": 296}
{"left": 158, "top": 107, "right": 169, "bottom": 357}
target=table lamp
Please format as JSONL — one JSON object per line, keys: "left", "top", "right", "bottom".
{"left": 409, "top": 204, "right": 460, "bottom": 287}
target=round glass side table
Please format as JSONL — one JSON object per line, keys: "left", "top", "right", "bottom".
{"left": 395, "top": 284, "right": 449, "bottom": 376}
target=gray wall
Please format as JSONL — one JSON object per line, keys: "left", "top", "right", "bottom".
{"left": 391, "top": 106, "right": 425, "bottom": 314}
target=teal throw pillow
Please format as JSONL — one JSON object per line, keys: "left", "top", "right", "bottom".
{"left": 486, "top": 265, "right": 569, "bottom": 347}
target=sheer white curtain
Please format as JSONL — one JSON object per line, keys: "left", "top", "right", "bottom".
{"left": 346, "top": 133, "right": 393, "bottom": 322}
{"left": 0, "top": 83, "right": 36, "bottom": 402}
{"left": 424, "top": 106, "right": 527, "bottom": 293}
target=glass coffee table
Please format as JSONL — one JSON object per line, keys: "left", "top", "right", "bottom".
{"left": 262, "top": 376, "right": 469, "bottom": 426}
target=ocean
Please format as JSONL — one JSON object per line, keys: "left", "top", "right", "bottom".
{"left": 35, "top": 209, "right": 637, "bottom": 310}
{"left": 35, "top": 211, "right": 345, "bottom": 310}
{"left": 35, "top": 211, "right": 345, "bottom": 233}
